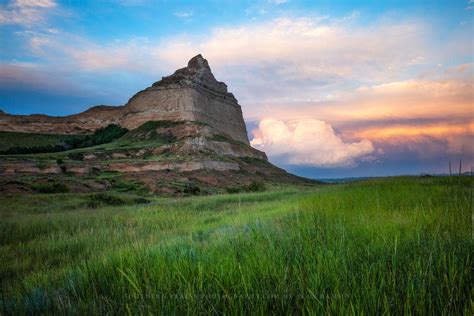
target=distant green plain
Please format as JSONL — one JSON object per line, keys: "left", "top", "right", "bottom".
{"left": 1, "top": 176, "right": 472, "bottom": 314}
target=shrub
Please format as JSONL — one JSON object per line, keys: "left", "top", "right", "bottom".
{"left": 86, "top": 193, "right": 125, "bottom": 208}
{"left": 245, "top": 181, "right": 266, "bottom": 192}
{"left": 210, "top": 134, "right": 229, "bottom": 142}
{"left": 125, "top": 121, "right": 178, "bottom": 143}
{"left": 134, "top": 197, "right": 151, "bottom": 204}
{"left": 183, "top": 182, "right": 201, "bottom": 195}
{"left": 65, "top": 124, "right": 128, "bottom": 149}
{"left": 68, "top": 152, "right": 84, "bottom": 161}
{"left": 226, "top": 181, "right": 266, "bottom": 194}
{"left": 226, "top": 187, "right": 242, "bottom": 194}
{"left": 112, "top": 179, "right": 149, "bottom": 195}
{"left": 35, "top": 163, "right": 48, "bottom": 170}
{"left": 0, "top": 144, "right": 66, "bottom": 155}
{"left": 134, "top": 121, "right": 181, "bottom": 132}
{"left": 34, "top": 183, "right": 69, "bottom": 194}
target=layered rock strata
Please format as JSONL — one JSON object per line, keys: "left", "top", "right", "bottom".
{"left": 0, "top": 55, "right": 249, "bottom": 144}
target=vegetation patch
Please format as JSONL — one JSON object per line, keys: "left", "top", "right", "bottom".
{"left": 226, "top": 180, "right": 266, "bottom": 193}
{"left": 65, "top": 124, "right": 128, "bottom": 149}
{"left": 32, "top": 182, "right": 69, "bottom": 194}
{"left": 85, "top": 193, "right": 151, "bottom": 208}
{"left": 183, "top": 181, "right": 201, "bottom": 195}
{"left": 67, "top": 152, "right": 84, "bottom": 161}
{"left": 1, "top": 144, "right": 70, "bottom": 155}
{"left": 123, "top": 120, "right": 179, "bottom": 143}
{"left": 133, "top": 120, "right": 182, "bottom": 132}
{"left": 111, "top": 179, "right": 149, "bottom": 195}
{"left": 86, "top": 193, "right": 125, "bottom": 208}
{"left": 239, "top": 156, "right": 270, "bottom": 166}
{"left": 0, "top": 125, "right": 127, "bottom": 155}
{"left": 0, "top": 131, "right": 82, "bottom": 152}
{"left": 209, "top": 134, "right": 248, "bottom": 147}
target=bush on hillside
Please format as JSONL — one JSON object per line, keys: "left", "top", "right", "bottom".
{"left": 86, "top": 193, "right": 125, "bottom": 208}
{"left": 0, "top": 144, "right": 66, "bottom": 155}
{"left": 33, "top": 182, "right": 69, "bottom": 194}
{"left": 183, "top": 182, "right": 201, "bottom": 195}
{"left": 112, "top": 179, "right": 149, "bottom": 195}
{"left": 226, "top": 187, "right": 242, "bottom": 194}
{"left": 65, "top": 124, "right": 128, "bottom": 149}
{"left": 125, "top": 121, "right": 178, "bottom": 143}
{"left": 226, "top": 181, "right": 266, "bottom": 194}
{"left": 245, "top": 181, "right": 266, "bottom": 192}
{"left": 0, "top": 124, "right": 128, "bottom": 155}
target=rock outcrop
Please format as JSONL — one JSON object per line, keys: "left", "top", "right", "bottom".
{"left": 0, "top": 55, "right": 319, "bottom": 195}
{"left": 0, "top": 55, "right": 249, "bottom": 144}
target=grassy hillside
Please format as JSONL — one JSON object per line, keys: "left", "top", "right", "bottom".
{"left": 0, "top": 131, "right": 82, "bottom": 151}
{"left": 0, "top": 121, "right": 191, "bottom": 157}
{"left": 0, "top": 176, "right": 472, "bottom": 314}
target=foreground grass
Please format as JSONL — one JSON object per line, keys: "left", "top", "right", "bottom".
{"left": 0, "top": 176, "right": 472, "bottom": 314}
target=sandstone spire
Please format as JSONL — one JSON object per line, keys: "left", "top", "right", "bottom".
{"left": 152, "top": 54, "right": 233, "bottom": 100}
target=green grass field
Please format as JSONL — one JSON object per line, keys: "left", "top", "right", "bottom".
{"left": 1, "top": 176, "right": 472, "bottom": 314}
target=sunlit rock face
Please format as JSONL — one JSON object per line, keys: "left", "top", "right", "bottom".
{"left": 0, "top": 55, "right": 250, "bottom": 145}
{"left": 121, "top": 54, "right": 249, "bottom": 145}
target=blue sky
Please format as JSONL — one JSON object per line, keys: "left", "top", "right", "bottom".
{"left": 0, "top": 0, "right": 473, "bottom": 178}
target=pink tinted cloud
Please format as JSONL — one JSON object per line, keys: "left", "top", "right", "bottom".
{"left": 251, "top": 118, "right": 375, "bottom": 167}
{"left": 0, "top": 0, "right": 56, "bottom": 25}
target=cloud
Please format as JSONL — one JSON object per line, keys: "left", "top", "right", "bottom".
{"left": 251, "top": 118, "right": 375, "bottom": 167}
{"left": 116, "top": 0, "right": 149, "bottom": 6}
{"left": 3, "top": 12, "right": 472, "bottom": 171}
{"left": 23, "top": 15, "right": 427, "bottom": 85}
{"left": 244, "top": 73, "right": 473, "bottom": 168}
{"left": 269, "top": 0, "right": 289, "bottom": 5}
{"left": 326, "top": 77, "right": 474, "bottom": 122}
{"left": 12, "top": 14, "right": 456, "bottom": 95}
{"left": 346, "top": 121, "right": 474, "bottom": 158}
{"left": 0, "top": 62, "right": 89, "bottom": 95}
{"left": 466, "top": 0, "right": 474, "bottom": 10}
{"left": 174, "top": 10, "right": 194, "bottom": 18}
{"left": 19, "top": 33, "right": 158, "bottom": 72}
{"left": 240, "top": 73, "right": 474, "bottom": 123}
{"left": 155, "top": 16, "right": 428, "bottom": 77}
{"left": 0, "top": 0, "right": 56, "bottom": 25}
{"left": 13, "top": 0, "right": 56, "bottom": 8}
{"left": 146, "top": 16, "right": 442, "bottom": 109}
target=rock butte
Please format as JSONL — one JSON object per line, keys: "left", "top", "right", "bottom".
{"left": 0, "top": 55, "right": 317, "bottom": 194}
{"left": 0, "top": 54, "right": 249, "bottom": 145}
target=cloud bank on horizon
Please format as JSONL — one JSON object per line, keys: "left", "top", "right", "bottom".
{"left": 251, "top": 119, "right": 376, "bottom": 168}
{"left": 0, "top": 0, "right": 472, "bottom": 177}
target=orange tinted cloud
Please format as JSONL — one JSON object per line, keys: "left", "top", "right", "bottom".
{"left": 349, "top": 122, "right": 474, "bottom": 140}
{"left": 248, "top": 76, "right": 473, "bottom": 123}
{"left": 342, "top": 121, "right": 474, "bottom": 163}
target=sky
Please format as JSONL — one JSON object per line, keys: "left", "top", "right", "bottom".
{"left": 0, "top": 0, "right": 473, "bottom": 178}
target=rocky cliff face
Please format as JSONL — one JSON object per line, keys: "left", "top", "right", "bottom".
{"left": 0, "top": 55, "right": 249, "bottom": 144}
{"left": 0, "top": 55, "right": 318, "bottom": 195}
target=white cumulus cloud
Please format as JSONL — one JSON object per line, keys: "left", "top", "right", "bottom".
{"left": 251, "top": 118, "right": 375, "bottom": 167}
